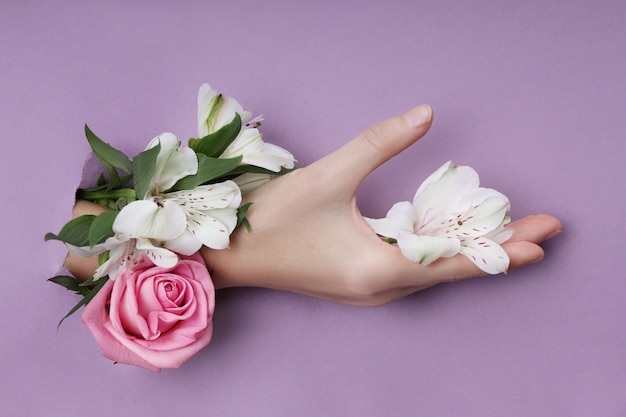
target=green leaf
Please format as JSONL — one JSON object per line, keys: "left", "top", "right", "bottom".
{"left": 57, "top": 276, "right": 109, "bottom": 329}
{"left": 96, "top": 172, "right": 107, "bottom": 187}
{"left": 225, "top": 164, "right": 297, "bottom": 177}
{"left": 84, "top": 125, "right": 133, "bottom": 190}
{"left": 98, "top": 251, "right": 110, "bottom": 267}
{"left": 88, "top": 211, "right": 118, "bottom": 248}
{"left": 236, "top": 202, "right": 253, "bottom": 232}
{"left": 76, "top": 187, "right": 136, "bottom": 202}
{"left": 172, "top": 154, "right": 243, "bottom": 190}
{"left": 48, "top": 275, "right": 89, "bottom": 296}
{"left": 189, "top": 113, "right": 242, "bottom": 158}
{"left": 85, "top": 125, "right": 133, "bottom": 173}
{"left": 45, "top": 215, "right": 96, "bottom": 247}
{"left": 132, "top": 141, "right": 161, "bottom": 199}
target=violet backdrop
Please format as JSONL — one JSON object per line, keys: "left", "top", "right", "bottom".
{"left": 1, "top": 0, "right": 624, "bottom": 416}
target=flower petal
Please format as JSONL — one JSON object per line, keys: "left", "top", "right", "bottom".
{"left": 242, "top": 142, "right": 296, "bottom": 172}
{"left": 484, "top": 216, "right": 513, "bottom": 244}
{"left": 413, "top": 163, "right": 480, "bottom": 223}
{"left": 114, "top": 200, "right": 187, "bottom": 241}
{"left": 364, "top": 201, "right": 416, "bottom": 239}
{"left": 453, "top": 188, "right": 510, "bottom": 236}
{"left": 233, "top": 172, "right": 271, "bottom": 194}
{"left": 157, "top": 146, "right": 198, "bottom": 191}
{"left": 220, "top": 129, "right": 295, "bottom": 172}
{"left": 459, "top": 236, "right": 509, "bottom": 274}
{"left": 397, "top": 231, "right": 461, "bottom": 264}
{"left": 197, "top": 83, "right": 250, "bottom": 136}
{"left": 220, "top": 128, "right": 263, "bottom": 158}
{"left": 93, "top": 239, "right": 133, "bottom": 280}
{"left": 166, "top": 181, "right": 242, "bottom": 211}
{"left": 186, "top": 208, "right": 238, "bottom": 250}
{"left": 163, "top": 229, "right": 202, "bottom": 256}
{"left": 413, "top": 160, "right": 453, "bottom": 196}
{"left": 136, "top": 238, "right": 179, "bottom": 269}
{"left": 147, "top": 133, "right": 198, "bottom": 192}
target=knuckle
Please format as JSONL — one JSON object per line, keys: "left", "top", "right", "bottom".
{"left": 339, "top": 264, "right": 386, "bottom": 302}
{"left": 360, "top": 123, "right": 387, "bottom": 154}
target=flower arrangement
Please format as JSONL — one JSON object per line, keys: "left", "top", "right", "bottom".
{"left": 46, "top": 84, "right": 295, "bottom": 371}
{"left": 46, "top": 85, "right": 512, "bottom": 371}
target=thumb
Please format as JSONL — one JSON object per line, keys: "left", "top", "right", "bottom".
{"left": 313, "top": 105, "right": 433, "bottom": 193}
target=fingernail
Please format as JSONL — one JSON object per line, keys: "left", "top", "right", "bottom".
{"left": 545, "top": 229, "right": 562, "bottom": 240}
{"left": 530, "top": 254, "right": 545, "bottom": 264}
{"left": 403, "top": 104, "right": 432, "bottom": 128}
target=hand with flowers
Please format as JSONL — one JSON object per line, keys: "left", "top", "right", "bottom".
{"left": 56, "top": 87, "right": 561, "bottom": 372}
{"left": 364, "top": 160, "right": 513, "bottom": 274}
{"left": 200, "top": 105, "right": 561, "bottom": 306}
{"left": 68, "top": 104, "right": 561, "bottom": 308}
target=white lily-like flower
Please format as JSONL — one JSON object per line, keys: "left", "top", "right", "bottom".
{"left": 68, "top": 181, "right": 241, "bottom": 280}
{"left": 92, "top": 236, "right": 179, "bottom": 280}
{"left": 232, "top": 172, "right": 272, "bottom": 194}
{"left": 159, "top": 180, "right": 242, "bottom": 255}
{"left": 145, "top": 133, "right": 198, "bottom": 194}
{"left": 198, "top": 83, "right": 253, "bottom": 136}
{"left": 66, "top": 199, "right": 185, "bottom": 279}
{"left": 365, "top": 161, "right": 512, "bottom": 274}
{"left": 197, "top": 83, "right": 296, "bottom": 172}
{"left": 220, "top": 128, "right": 295, "bottom": 172}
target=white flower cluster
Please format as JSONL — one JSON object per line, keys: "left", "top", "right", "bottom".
{"left": 365, "top": 161, "right": 512, "bottom": 274}
{"left": 67, "top": 84, "right": 296, "bottom": 280}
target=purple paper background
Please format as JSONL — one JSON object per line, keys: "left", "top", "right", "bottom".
{"left": 2, "top": 0, "right": 625, "bottom": 415}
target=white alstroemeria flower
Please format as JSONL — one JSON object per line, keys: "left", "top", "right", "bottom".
{"left": 365, "top": 161, "right": 512, "bottom": 274}
{"left": 233, "top": 172, "right": 272, "bottom": 194}
{"left": 220, "top": 128, "right": 295, "bottom": 172}
{"left": 198, "top": 83, "right": 253, "bottom": 136}
{"left": 197, "top": 84, "right": 296, "bottom": 172}
{"left": 145, "top": 133, "right": 198, "bottom": 194}
{"left": 92, "top": 236, "right": 179, "bottom": 280}
{"left": 160, "top": 180, "right": 242, "bottom": 255}
{"left": 66, "top": 199, "right": 185, "bottom": 279}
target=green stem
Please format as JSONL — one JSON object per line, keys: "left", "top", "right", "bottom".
{"left": 77, "top": 188, "right": 136, "bottom": 201}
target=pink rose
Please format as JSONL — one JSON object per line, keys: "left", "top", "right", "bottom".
{"left": 82, "top": 253, "right": 215, "bottom": 372}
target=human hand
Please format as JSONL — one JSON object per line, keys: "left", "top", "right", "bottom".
{"left": 202, "top": 105, "right": 562, "bottom": 306}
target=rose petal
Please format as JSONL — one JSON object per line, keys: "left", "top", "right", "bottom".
{"left": 83, "top": 280, "right": 161, "bottom": 372}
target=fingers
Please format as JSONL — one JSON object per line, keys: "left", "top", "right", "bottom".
{"left": 310, "top": 105, "right": 433, "bottom": 193}
{"left": 393, "top": 214, "right": 562, "bottom": 287}
{"left": 503, "top": 241, "right": 545, "bottom": 269}
{"left": 505, "top": 214, "right": 562, "bottom": 243}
